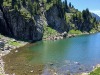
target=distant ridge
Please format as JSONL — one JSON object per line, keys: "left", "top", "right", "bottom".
{"left": 91, "top": 13, "right": 100, "bottom": 21}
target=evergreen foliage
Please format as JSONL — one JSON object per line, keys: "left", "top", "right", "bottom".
{"left": 0, "top": 0, "right": 3, "bottom": 6}
{"left": 12, "top": 0, "right": 17, "bottom": 8}
{"left": 22, "top": 0, "right": 26, "bottom": 7}
{"left": 69, "top": 2, "right": 72, "bottom": 8}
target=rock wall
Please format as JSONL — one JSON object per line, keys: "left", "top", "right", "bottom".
{"left": 0, "top": 5, "right": 68, "bottom": 42}
{"left": 0, "top": 7, "right": 44, "bottom": 42}
{"left": 46, "top": 5, "right": 68, "bottom": 33}
{"left": 0, "top": 9, "right": 10, "bottom": 35}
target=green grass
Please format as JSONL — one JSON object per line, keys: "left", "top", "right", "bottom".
{"left": 0, "top": 34, "right": 22, "bottom": 47}
{"left": 68, "top": 29, "right": 82, "bottom": 34}
{"left": 89, "top": 68, "right": 100, "bottom": 75}
{"left": 45, "top": 3, "right": 53, "bottom": 11}
{"left": 0, "top": 34, "right": 3, "bottom": 38}
{"left": 65, "top": 13, "right": 72, "bottom": 23}
{"left": 8, "top": 41, "right": 21, "bottom": 46}
{"left": 43, "top": 26, "right": 58, "bottom": 39}
{"left": 69, "top": 8, "right": 77, "bottom": 13}
{"left": 98, "top": 24, "right": 100, "bottom": 31}
{"left": 90, "top": 29, "right": 97, "bottom": 33}
{"left": 20, "top": 7, "right": 31, "bottom": 19}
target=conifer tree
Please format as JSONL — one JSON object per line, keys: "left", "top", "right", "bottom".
{"left": 17, "top": 0, "right": 21, "bottom": 9}
{"left": 47, "top": 0, "right": 51, "bottom": 3}
{"left": 69, "top": 2, "right": 72, "bottom": 8}
{"left": 64, "top": 0, "right": 69, "bottom": 12}
{"left": 28, "top": 0, "right": 34, "bottom": 17}
{"left": 22, "top": 0, "right": 26, "bottom": 7}
{"left": 0, "top": 0, "right": 3, "bottom": 5}
{"left": 65, "top": 0, "right": 68, "bottom": 9}
{"left": 12, "top": 0, "right": 17, "bottom": 8}
{"left": 0, "top": 0, "right": 3, "bottom": 8}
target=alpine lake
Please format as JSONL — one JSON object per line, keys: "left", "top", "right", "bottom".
{"left": 3, "top": 33, "right": 100, "bottom": 75}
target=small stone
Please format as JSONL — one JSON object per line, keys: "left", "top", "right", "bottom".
{"left": 50, "top": 63, "right": 54, "bottom": 66}
{"left": 38, "top": 69, "right": 42, "bottom": 71}
{"left": 79, "top": 67, "right": 83, "bottom": 70}
{"left": 30, "top": 70, "right": 34, "bottom": 73}
{"left": 15, "top": 50, "right": 18, "bottom": 53}
{"left": 75, "top": 62, "right": 80, "bottom": 65}
{"left": 12, "top": 73, "right": 15, "bottom": 75}
{"left": 53, "top": 72, "right": 57, "bottom": 75}
{"left": 81, "top": 73, "right": 89, "bottom": 75}
{"left": 12, "top": 39, "right": 16, "bottom": 42}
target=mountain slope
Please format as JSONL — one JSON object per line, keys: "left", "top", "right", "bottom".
{"left": 0, "top": 0, "right": 99, "bottom": 41}
{"left": 91, "top": 13, "right": 100, "bottom": 21}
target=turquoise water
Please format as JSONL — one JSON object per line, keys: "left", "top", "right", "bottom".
{"left": 28, "top": 33, "right": 100, "bottom": 66}
{"left": 4, "top": 33, "right": 100, "bottom": 74}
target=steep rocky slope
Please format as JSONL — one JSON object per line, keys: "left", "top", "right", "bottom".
{"left": 0, "top": 7, "right": 44, "bottom": 41}
{"left": 46, "top": 5, "right": 68, "bottom": 33}
{"left": 91, "top": 13, "right": 100, "bottom": 21}
{"left": 0, "top": 0, "right": 99, "bottom": 42}
{"left": 0, "top": 0, "right": 68, "bottom": 42}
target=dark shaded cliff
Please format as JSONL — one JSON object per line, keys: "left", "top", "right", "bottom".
{"left": 0, "top": 0, "right": 68, "bottom": 41}
{"left": 0, "top": 7, "right": 44, "bottom": 41}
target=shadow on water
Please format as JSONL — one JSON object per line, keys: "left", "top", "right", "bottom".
{"left": 3, "top": 33, "right": 100, "bottom": 75}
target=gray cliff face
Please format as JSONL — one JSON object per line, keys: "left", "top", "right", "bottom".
{"left": 0, "top": 7, "right": 44, "bottom": 41}
{"left": 0, "top": 5, "right": 67, "bottom": 41}
{"left": 46, "top": 6, "right": 68, "bottom": 33}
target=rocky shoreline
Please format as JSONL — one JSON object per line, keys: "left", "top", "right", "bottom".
{"left": 0, "top": 34, "right": 28, "bottom": 75}
{"left": 80, "top": 64, "right": 100, "bottom": 75}
{"left": 43, "top": 32, "right": 90, "bottom": 41}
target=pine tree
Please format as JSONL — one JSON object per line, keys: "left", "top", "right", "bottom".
{"left": 65, "top": 0, "right": 69, "bottom": 12}
{"left": 57, "top": 0, "right": 61, "bottom": 5}
{"left": 65, "top": 0, "right": 68, "bottom": 9}
{"left": 28, "top": 0, "right": 34, "bottom": 17}
{"left": 72, "top": 5, "right": 74, "bottom": 8}
{"left": 0, "top": 0, "right": 3, "bottom": 8}
{"left": 0, "top": 0, "right": 3, "bottom": 5}
{"left": 12, "top": 0, "right": 17, "bottom": 8}
{"left": 69, "top": 2, "right": 72, "bottom": 8}
{"left": 22, "top": 0, "right": 26, "bottom": 7}
{"left": 17, "top": 0, "right": 21, "bottom": 9}
{"left": 47, "top": 0, "right": 51, "bottom": 3}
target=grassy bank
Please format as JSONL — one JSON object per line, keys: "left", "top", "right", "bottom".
{"left": 43, "top": 26, "right": 58, "bottom": 39}
{"left": 0, "top": 34, "right": 27, "bottom": 47}
{"left": 89, "top": 68, "right": 100, "bottom": 75}
{"left": 89, "top": 64, "right": 100, "bottom": 75}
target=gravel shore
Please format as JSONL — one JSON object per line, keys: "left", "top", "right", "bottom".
{"left": 0, "top": 34, "right": 27, "bottom": 75}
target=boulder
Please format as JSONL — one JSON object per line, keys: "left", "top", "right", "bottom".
{"left": 0, "top": 41, "right": 5, "bottom": 50}
{"left": 62, "top": 32, "right": 67, "bottom": 38}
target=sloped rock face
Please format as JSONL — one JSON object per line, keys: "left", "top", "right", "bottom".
{"left": 0, "top": 7, "right": 44, "bottom": 41}
{"left": 46, "top": 6, "right": 68, "bottom": 33}
{"left": 0, "top": 9, "right": 10, "bottom": 35}
{"left": 0, "top": 4, "right": 68, "bottom": 42}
